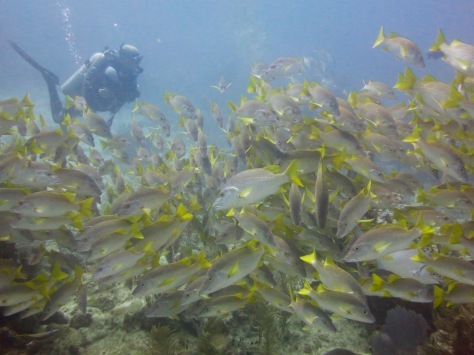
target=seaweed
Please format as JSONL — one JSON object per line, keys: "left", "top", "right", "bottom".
{"left": 423, "top": 304, "right": 474, "bottom": 355}
{"left": 149, "top": 324, "right": 186, "bottom": 355}
{"left": 244, "top": 301, "right": 289, "bottom": 355}
{"left": 196, "top": 318, "right": 231, "bottom": 354}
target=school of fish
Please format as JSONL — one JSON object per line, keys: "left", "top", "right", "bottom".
{"left": 0, "top": 27, "right": 473, "bottom": 332}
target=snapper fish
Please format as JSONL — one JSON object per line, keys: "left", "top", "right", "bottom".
{"left": 233, "top": 99, "right": 280, "bottom": 127}
{"left": 210, "top": 102, "right": 224, "bottom": 129}
{"left": 211, "top": 76, "right": 232, "bottom": 94}
{"left": 212, "top": 160, "right": 302, "bottom": 211}
{"left": 373, "top": 26, "right": 425, "bottom": 67}
{"left": 133, "top": 101, "right": 170, "bottom": 129}
{"left": 251, "top": 62, "right": 275, "bottom": 81}
{"left": 430, "top": 29, "right": 474, "bottom": 76}
{"left": 377, "top": 249, "right": 442, "bottom": 285}
{"left": 266, "top": 57, "right": 306, "bottom": 78}
{"left": 164, "top": 91, "right": 197, "bottom": 119}
{"left": 11, "top": 191, "right": 92, "bottom": 218}
{"left": 299, "top": 282, "right": 375, "bottom": 323}
{"left": 198, "top": 240, "right": 264, "bottom": 295}
{"left": 304, "top": 82, "right": 340, "bottom": 116}
{"left": 83, "top": 110, "right": 113, "bottom": 138}
{"left": 0, "top": 94, "right": 33, "bottom": 115}
{"left": 344, "top": 225, "right": 425, "bottom": 262}
{"left": 361, "top": 80, "right": 396, "bottom": 100}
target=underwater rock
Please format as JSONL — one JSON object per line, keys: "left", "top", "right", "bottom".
{"left": 371, "top": 331, "right": 397, "bottom": 355}
{"left": 70, "top": 313, "right": 92, "bottom": 329}
{"left": 43, "top": 311, "right": 68, "bottom": 325}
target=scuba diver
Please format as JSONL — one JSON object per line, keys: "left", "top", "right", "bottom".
{"left": 9, "top": 41, "right": 143, "bottom": 127}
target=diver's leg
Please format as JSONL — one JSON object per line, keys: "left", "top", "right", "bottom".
{"left": 9, "top": 41, "right": 64, "bottom": 124}
{"left": 106, "top": 113, "right": 115, "bottom": 128}
{"left": 44, "top": 78, "right": 64, "bottom": 124}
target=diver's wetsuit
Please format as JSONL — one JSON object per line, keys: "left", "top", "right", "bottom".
{"left": 83, "top": 49, "right": 142, "bottom": 123}
{"left": 9, "top": 41, "right": 142, "bottom": 126}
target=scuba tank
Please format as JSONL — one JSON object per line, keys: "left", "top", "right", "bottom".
{"left": 60, "top": 52, "right": 103, "bottom": 97}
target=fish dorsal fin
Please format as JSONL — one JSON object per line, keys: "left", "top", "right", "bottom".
{"left": 422, "top": 75, "right": 437, "bottom": 83}
{"left": 370, "top": 274, "right": 384, "bottom": 291}
{"left": 324, "top": 256, "right": 336, "bottom": 267}
{"left": 387, "top": 274, "right": 399, "bottom": 283}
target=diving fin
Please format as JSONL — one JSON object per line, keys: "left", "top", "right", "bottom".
{"left": 10, "top": 41, "right": 64, "bottom": 124}
{"left": 9, "top": 41, "right": 60, "bottom": 86}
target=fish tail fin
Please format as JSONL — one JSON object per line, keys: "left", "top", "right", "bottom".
{"left": 163, "top": 91, "right": 170, "bottom": 104}
{"left": 403, "top": 124, "right": 421, "bottom": 143}
{"left": 247, "top": 76, "right": 259, "bottom": 93}
{"left": 79, "top": 197, "right": 94, "bottom": 217}
{"left": 298, "top": 281, "right": 312, "bottom": 296}
{"left": 71, "top": 213, "right": 84, "bottom": 230}
{"left": 288, "top": 287, "right": 295, "bottom": 304}
{"left": 227, "top": 101, "right": 237, "bottom": 113}
{"left": 300, "top": 250, "right": 317, "bottom": 265}
{"left": 430, "top": 29, "right": 447, "bottom": 52}
{"left": 394, "top": 67, "right": 417, "bottom": 91}
{"left": 176, "top": 203, "right": 193, "bottom": 221}
{"left": 132, "top": 100, "right": 140, "bottom": 112}
{"left": 418, "top": 233, "right": 432, "bottom": 248}
{"left": 416, "top": 188, "right": 427, "bottom": 204}
{"left": 370, "top": 274, "right": 384, "bottom": 291}
{"left": 443, "top": 85, "right": 463, "bottom": 109}
{"left": 433, "top": 285, "right": 444, "bottom": 309}
{"left": 21, "top": 94, "right": 34, "bottom": 107}
{"left": 284, "top": 160, "right": 303, "bottom": 187}
{"left": 410, "top": 249, "right": 427, "bottom": 263}
{"left": 65, "top": 95, "right": 75, "bottom": 110}
{"left": 372, "top": 26, "right": 385, "bottom": 48}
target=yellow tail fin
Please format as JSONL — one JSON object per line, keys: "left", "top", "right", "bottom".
{"left": 373, "top": 26, "right": 385, "bottom": 48}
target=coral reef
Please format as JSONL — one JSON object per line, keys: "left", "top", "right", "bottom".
{"left": 423, "top": 304, "right": 474, "bottom": 355}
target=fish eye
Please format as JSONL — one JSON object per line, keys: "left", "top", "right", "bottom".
{"left": 354, "top": 246, "right": 360, "bottom": 252}
{"left": 363, "top": 310, "right": 368, "bottom": 314}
